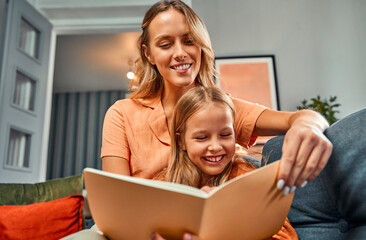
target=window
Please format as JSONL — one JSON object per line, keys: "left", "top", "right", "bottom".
{"left": 6, "top": 128, "right": 31, "bottom": 168}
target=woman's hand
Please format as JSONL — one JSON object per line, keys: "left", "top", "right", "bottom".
{"left": 151, "top": 232, "right": 201, "bottom": 240}
{"left": 279, "top": 114, "right": 333, "bottom": 194}
{"left": 255, "top": 109, "right": 333, "bottom": 193}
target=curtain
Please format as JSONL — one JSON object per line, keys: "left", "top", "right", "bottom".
{"left": 6, "top": 129, "right": 30, "bottom": 168}
{"left": 46, "top": 90, "right": 127, "bottom": 179}
{"left": 13, "top": 71, "right": 35, "bottom": 111}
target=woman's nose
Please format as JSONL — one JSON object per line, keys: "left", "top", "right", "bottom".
{"left": 173, "top": 42, "right": 187, "bottom": 60}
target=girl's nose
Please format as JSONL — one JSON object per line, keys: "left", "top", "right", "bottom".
{"left": 208, "top": 139, "right": 223, "bottom": 152}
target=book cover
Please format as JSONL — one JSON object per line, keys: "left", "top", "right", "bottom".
{"left": 84, "top": 160, "right": 293, "bottom": 240}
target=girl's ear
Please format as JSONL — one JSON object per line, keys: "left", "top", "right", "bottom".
{"left": 177, "top": 133, "right": 186, "bottom": 151}
{"left": 142, "top": 44, "right": 155, "bottom": 65}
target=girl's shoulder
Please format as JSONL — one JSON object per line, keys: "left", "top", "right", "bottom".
{"left": 152, "top": 168, "right": 167, "bottom": 181}
{"left": 229, "top": 157, "right": 257, "bottom": 179}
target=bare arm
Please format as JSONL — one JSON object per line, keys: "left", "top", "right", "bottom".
{"left": 102, "top": 156, "right": 131, "bottom": 176}
{"left": 254, "top": 109, "right": 333, "bottom": 193}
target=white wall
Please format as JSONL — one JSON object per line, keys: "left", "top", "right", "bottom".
{"left": 193, "top": 0, "right": 366, "bottom": 118}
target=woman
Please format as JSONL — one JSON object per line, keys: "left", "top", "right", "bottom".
{"left": 101, "top": 0, "right": 332, "bottom": 196}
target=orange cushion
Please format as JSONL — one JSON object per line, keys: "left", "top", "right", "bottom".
{"left": 0, "top": 194, "right": 84, "bottom": 240}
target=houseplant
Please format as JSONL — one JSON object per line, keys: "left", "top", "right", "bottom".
{"left": 297, "top": 96, "right": 340, "bottom": 125}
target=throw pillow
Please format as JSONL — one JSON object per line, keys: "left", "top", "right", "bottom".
{"left": 0, "top": 194, "right": 84, "bottom": 240}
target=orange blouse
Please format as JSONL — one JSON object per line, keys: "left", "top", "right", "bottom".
{"left": 101, "top": 96, "right": 266, "bottom": 179}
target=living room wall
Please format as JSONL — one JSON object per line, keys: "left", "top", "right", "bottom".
{"left": 193, "top": 0, "right": 366, "bottom": 118}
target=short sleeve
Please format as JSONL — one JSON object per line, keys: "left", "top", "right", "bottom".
{"left": 101, "top": 101, "right": 130, "bottom": 160}
{"left": 232, "top": 97, "right": 267, "bottom": 148}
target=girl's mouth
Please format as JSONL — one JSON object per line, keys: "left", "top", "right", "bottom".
{"left": 203, "top": 155, "right": 224, "bottom": 162}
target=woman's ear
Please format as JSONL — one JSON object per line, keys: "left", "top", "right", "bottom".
{"left": 142, "top": 44, "right": 155, "bottom": 65}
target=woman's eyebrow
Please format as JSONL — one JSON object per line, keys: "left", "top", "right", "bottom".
{"left": 154, "top": 33, "right": 191, "bottom": 42}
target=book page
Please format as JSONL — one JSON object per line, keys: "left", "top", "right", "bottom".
{"left": 85, "top": 168, "right": 207, "bottom": 198}
{"left": 84, "top": 169, "right": 207, "bottom": 239}
{"left": 200, "top": 161, "right": 294, "bottom": 240}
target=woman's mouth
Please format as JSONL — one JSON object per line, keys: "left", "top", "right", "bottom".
{"left": 171, "top": 64, "right": 191, "bottom": 72}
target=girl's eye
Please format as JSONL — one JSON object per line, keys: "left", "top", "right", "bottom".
{"left": 195, "top": 136, "right": 207, "bottom": 140}
{"left": 221, "top": 133, "right": 233, "bottom": 138}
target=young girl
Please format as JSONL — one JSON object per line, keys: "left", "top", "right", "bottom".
{"left": 154, "top": 86, "right": 298, "bottom": 240}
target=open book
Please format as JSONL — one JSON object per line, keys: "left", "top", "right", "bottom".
{"left": 83, "top": 160, "right": 293, "bottom": 240}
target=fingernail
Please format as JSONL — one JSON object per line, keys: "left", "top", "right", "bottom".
{"left": 283, "top": 186, "right": 290, "bottom": 196}
{"left": 290, "top": 186, "right": 297, "bottom": 193}
{"left": 183, "top": 233, "right": 192, "bottom": 240}
{"left": 277, "top": 179, "right": 285, "bottom": 190}
{"left": 151, "top": 232, "right": 156, "bottom": 240}
{"left": 301, "top": 181, "right": 308, "bottom": 188}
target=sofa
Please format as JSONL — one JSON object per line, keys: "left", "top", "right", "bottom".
{"left": 262, "top": 109, "right": 366, "bottom": 239}
{"left": 0, "top": 175, "right": 85, "bottom": 239}
{"left": 3, "top": 109, "right": 366, "bottom": 240}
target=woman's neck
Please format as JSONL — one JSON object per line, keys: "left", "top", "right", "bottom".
{"left": 161, "top": 84, "right": 194, "bottom": 129}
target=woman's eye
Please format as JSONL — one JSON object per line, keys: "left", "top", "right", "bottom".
{"left": 159, "top": 43, "right": 171, "bottom": 48}
{"left": 185, "top": 39, "right": 194, "bottom": 45}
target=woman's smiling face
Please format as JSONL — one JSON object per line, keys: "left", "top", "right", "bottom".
{"left": 144, "top": 9, "right": 202, "bottom": 91}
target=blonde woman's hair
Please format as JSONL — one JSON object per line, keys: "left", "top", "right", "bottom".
{"left": 165, "top": 86, "right": 236, "bottom": 188}
{"left": 129, "top": 0, "right": 217, "bottom": 99}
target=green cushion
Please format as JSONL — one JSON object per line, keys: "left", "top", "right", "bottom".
{"left": 0, "top": 174, "right": 83, "bottom": 206}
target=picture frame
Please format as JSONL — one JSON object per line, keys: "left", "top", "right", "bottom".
{"left": 215, "top": 55, "right": 280, "bottom": 110}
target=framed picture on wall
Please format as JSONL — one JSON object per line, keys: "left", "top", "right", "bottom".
{"left": 215, "top": 55, "right": 280, "bottom": 110}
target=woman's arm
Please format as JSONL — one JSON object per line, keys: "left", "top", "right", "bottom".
{"left": 102, "top": 156, "right": 131, "bottom": 176}
{"left": 254, "top": 109, "right": 333, "bottom": 192}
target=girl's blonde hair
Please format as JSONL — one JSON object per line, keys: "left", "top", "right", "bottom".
{"left": 129, "top": 0, "right": 217, "bottom": 99}
{"left": 165, "top": 86, "right": 236, "bottom": 188}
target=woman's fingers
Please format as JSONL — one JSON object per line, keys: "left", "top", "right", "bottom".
{"left": 277, "top": 132, "right": 301, "bottom": 193}
{"left": 304, "top": 140, "right": 332, "bottom": 182}
{"left": 277, "top": 126, "right": 332, "bottom": 194}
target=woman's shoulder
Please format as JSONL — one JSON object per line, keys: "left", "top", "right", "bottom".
{"left": 109, "top": 96, "right": 160, "bottom": 112}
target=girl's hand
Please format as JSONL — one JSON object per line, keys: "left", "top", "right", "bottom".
{"left": 151, "top": 232, "right": 201, "bottom": 240}
{"left": 200, "top": 186, "right": 216, "bottom": 194}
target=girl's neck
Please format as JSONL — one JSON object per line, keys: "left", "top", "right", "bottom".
{"left": 199, "top": 174, "right": 214, "bottom": 188}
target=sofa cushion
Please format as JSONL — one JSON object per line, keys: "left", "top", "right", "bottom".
{"left": 0, "top": 174, "right": 83, "bottom": 205}
{"left": 262, "top": 109, "right": 366, "bottom": 239}
{"left": 0, "top": 194, "right": 84, "bottom": 240}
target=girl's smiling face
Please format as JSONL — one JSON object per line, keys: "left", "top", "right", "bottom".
{"left": 144, "top": 9, "right": 202, "bottom": 92}
{"left": 182, "top": 103, "right": 236, "bottom": 182}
